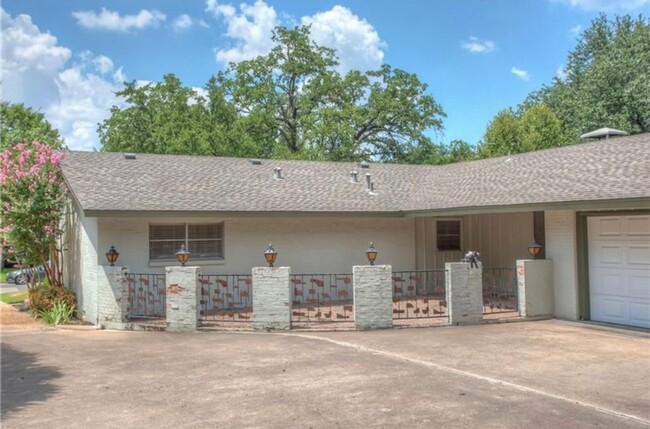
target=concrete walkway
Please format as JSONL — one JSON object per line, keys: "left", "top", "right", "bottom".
{"left": 1, "top": 320, "right": 648, "bottom": 428}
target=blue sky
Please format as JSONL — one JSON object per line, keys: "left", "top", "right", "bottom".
{"left": 2, "top": 0, "right": 649, "bottom": 151}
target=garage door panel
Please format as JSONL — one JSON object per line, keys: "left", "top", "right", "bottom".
{"left": 629, "top": 274, "right": 650, "bottom": 299}
{"left": 596, "top": 218, "right": 622, "bottom": 236}
{"left": 627, "top": 217, "right": 650, "bottom": 236}
{"left": 628, "top": 245, "right": 650, "bottom": 265}
{"left": 588, "top": 215, "right": 650, "bottom": 329}
{"left": 629, "top": 302, "right": 650, "bottom": 328}
{"left": 591, "top": 297, "right": 627, "bottom": 323}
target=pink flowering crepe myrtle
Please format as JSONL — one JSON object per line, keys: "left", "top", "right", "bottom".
{"left": 0, "top": 141, "right": 66, "bottom": 287}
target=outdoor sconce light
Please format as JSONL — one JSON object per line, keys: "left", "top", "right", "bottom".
{"left": 366, "top": 242, "right": 378, "bottom": 266}
{"left": 105, "top": 245, "right": 119, "bottom": 266}
{"left": 264, "top": 243, "right": 278, "bottom": 267}
{"left": 176, "top": 243, "right": 191, "bottom": 266}
{"left": 527, "top": 239, "right": 542, "bottom": 259}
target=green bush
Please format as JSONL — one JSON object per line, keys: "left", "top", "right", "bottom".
{"left": 29, "top": 285, "right": 76, "bottom": 316}
{"left": 38, "top": 301, "right": 75, "bottom": 325}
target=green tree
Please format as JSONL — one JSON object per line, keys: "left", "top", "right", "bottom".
{"left": 0, "top": 102, "right": 64, "bottom": 150}
{"left": 480, "top": 104, "right": 568, "bottom": 157}
{"left": 534, "top": 14, "right": 650, "bottom": 136}
{"left": 100, "top": 25, "right": 446, "bottom": 163}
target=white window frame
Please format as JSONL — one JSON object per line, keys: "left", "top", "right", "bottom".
{"left": 435, "top": 218, "right": 462, "bottom": 252}
{"left": 148, "top": 222, "right": 224, "bottom": 263}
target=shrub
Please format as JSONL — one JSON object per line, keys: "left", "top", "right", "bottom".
{"left": 38, "top": 301, "right": 75, "bottom": 325}
{"left": 29, "top": 285, "right": 76, "bottom": 316}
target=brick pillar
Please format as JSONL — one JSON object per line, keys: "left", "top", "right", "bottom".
{"left": 252, "top": 267, "right": 291, "bottom": 331}
{"left": 353, "top": 265, "right": 393, "bottom": 330}
{"left": 97, "top": 266, "right": 129, "bottom": 328}
{"left": 165, "top": 266, "right": 201, "bottom": 332}
{"left": 517, "top": 259, "right": 554, "bottom": 318}
{"left": 446, "top": 262, "right": 483, "bottom": 325}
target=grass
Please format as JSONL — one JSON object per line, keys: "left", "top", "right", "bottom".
{"left": 0, "top": 290, "right": 29, "bottom": 304}
{"left": 1, "top": 267, "right": 10, "bottom": 282}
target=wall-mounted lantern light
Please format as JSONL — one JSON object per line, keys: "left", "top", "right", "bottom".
{"left": 176, "top": 243, "right": 191, "bottom": 266}
{"left": 366, "top": 242, "right": 378, "bottom": 265}
{"left": 527, "top": 239, "right": 542, "bottom": 259}
{"left": 264, "top": 243, "right": 278, "bottom": 267}
{"left": 105, "top": 245, "right": 119, "bottom": 266}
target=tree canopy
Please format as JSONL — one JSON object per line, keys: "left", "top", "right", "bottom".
{"left": 99, "top": 25, "right": 447, "bottom": 163}
{"left": 0, "top": 102, "right": 65, "bottom": 151}
{"left": 482, "top": 14, "right": 649, "bottom": 156}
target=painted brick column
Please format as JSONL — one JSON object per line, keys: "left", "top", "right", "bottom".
{"left": 353, "top": 265, "right": 393, "bottom": 330}
{"left": 97, "top": 265, "right": 129, "bottom": 328}
{"left": 165, "top": 266, "right": 201, "bottom": 332}
{"left": 252, "top": 267, "right": 291, "bottom": 331}
{"left": 517, "top": 259, "right": 554, "bottom": 318}
{"left": 446, "top": 262, "right": 483, "bottom": 325}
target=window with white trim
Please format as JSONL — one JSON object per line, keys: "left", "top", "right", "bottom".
{"left": 436, "top": 220, "right": 461, "bottom": 251}
{"left": 149, "top": 223, "right": 224, "bottom": 261}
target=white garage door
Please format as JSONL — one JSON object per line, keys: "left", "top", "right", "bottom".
{"left": 588, "top": 215, "right": 650, "bottom": 328}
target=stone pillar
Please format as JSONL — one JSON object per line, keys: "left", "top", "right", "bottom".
{"left": 446, "top": 262, "right": 483, "bottom": 325}
{"left": 517, "top": 259, "right": 554, "bottom": 318}
{"left": 165, "top": 266, "right": 201, "bottom": 332}
{"left": 353, "top": 265, "right": 393, "bottom": 330}
{"left": 97, "top": 266, "right": 129, "bottom": 328}
{"left": 252, "top": 267, "right": 291, "bottom": 331}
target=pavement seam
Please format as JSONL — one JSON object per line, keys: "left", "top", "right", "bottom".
{"left": 280, "top": 332, "right": 650, "bottom": 427}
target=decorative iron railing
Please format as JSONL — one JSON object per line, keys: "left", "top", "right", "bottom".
{"left": 482, "top": 268, "right": 518, "bottom": 314}
{"left": 290, "top": 273, "right": 353, "bottom": 323}
{"left": 126, "top": 273, "right": 166, "bottom": 318}
{"left": 392, "top": 270, "right": 448, "bottom": 320}
{"left": 198, "top": 274, "right": 253, "bottom": 323}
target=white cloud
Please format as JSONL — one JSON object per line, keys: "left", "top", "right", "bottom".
{"left": 207, "top": 0, "right": 278, "bottom": 64}
{"left": 460, "top": 36, "right": 496, "bottom": 54}
{"left": 552, "top": 0, "right": 649, "bottom": 10}
{"left": 72, "top": 8, "right": 166, "bottom": 32}
{"left": 1, "top": 8, "right": 72, "bottom": 109}
{"left": 173, "top": 14, "right": 193, "bottom": 31}
{"left": 1, "top": 8, "right": 125, "bottom": 151}
{"left": 301, "top": 6, "right": 384, "bottom": 73}
{"left": 206, "top": 1, "right": 386, "bottom": 72}
{"left": 569, "top": 24, "right": 583, "bottom": 35}
{"left": 511, "top": 66, "right": 530, "bottom": 81}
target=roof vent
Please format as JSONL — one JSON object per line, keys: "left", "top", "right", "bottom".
{"left": 365, "top": 173, "right": 376, "bottom": 193}
{"left": 350, "top": 171, "right": 359, "bottom": 183}
{"left": 273, "top": 167, "right": 284, "bottom": 180}
{"left": 358, "top": 161, "right": 370, "bottom": 169}
{"left": 250, "top": 158, "right": 262, "bottom": 165}
{"left": 124, "top": 153, "right": 136, "bottom": 160}
{"left": 580, "top": 127, "right": 628, "bottom": 140}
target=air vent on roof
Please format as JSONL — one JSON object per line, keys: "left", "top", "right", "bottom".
{"left": 124, "top": 153, "right": 136, "bottom": 160}
{"left": 580, "top": 128, "right": 628, "bottom": 140}
{"left": 350, "top": 171, "right": 359, "bottom": 183}
{"left": 358, "top": 161, "right": 370, "bottom": 169}
{"left": 273, "top": 167, "right": 284, "bottom": 180}
{"left": 250, "top": 158, "right": 262, "bottom": 165}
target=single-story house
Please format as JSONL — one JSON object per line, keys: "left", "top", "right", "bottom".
{"left": 60, "top": 133, "right": 650, "bottom": 329}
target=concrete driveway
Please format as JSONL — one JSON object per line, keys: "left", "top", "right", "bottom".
{"left": 1, "top": 320, "right": 649, "bottom": 428}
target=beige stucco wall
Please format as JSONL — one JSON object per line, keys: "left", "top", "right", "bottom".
{"left": 415, "top": 212, "right": 534, "bottom": 270}
{"left": 97, "top": 216, "right": 416, "bottom": 275}
{"left": 545, "top": 210, "right": 579, "bottom": 320}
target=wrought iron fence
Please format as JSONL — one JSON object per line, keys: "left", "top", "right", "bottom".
{"left": 198, "top": 274, "right": 253, "bottom": 323}
{"left": 392, "top": 270, "right": 448, "bottom": 320}
{"left": 126, "top": 273, "right": 166, "bottom": 318}
{"left": 290, "top": 273, "right": 353, "bottom": 323}
{"left": 482, "top": 268, "right": 518, "bottom": 314}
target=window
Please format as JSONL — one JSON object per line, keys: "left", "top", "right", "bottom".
{"left": 436, "top": 220, "right": 461, "bottom": 251}
{"left": 149, "top": 223, "right": 224, "bottom": 261}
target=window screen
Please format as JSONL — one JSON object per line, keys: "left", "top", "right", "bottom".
{"left": 149, "top": 223, "right": 224, "bottom": 260}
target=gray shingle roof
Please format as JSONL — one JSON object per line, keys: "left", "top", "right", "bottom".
{"left": 60, "top": 133, "right": 650, "bottom": 215}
